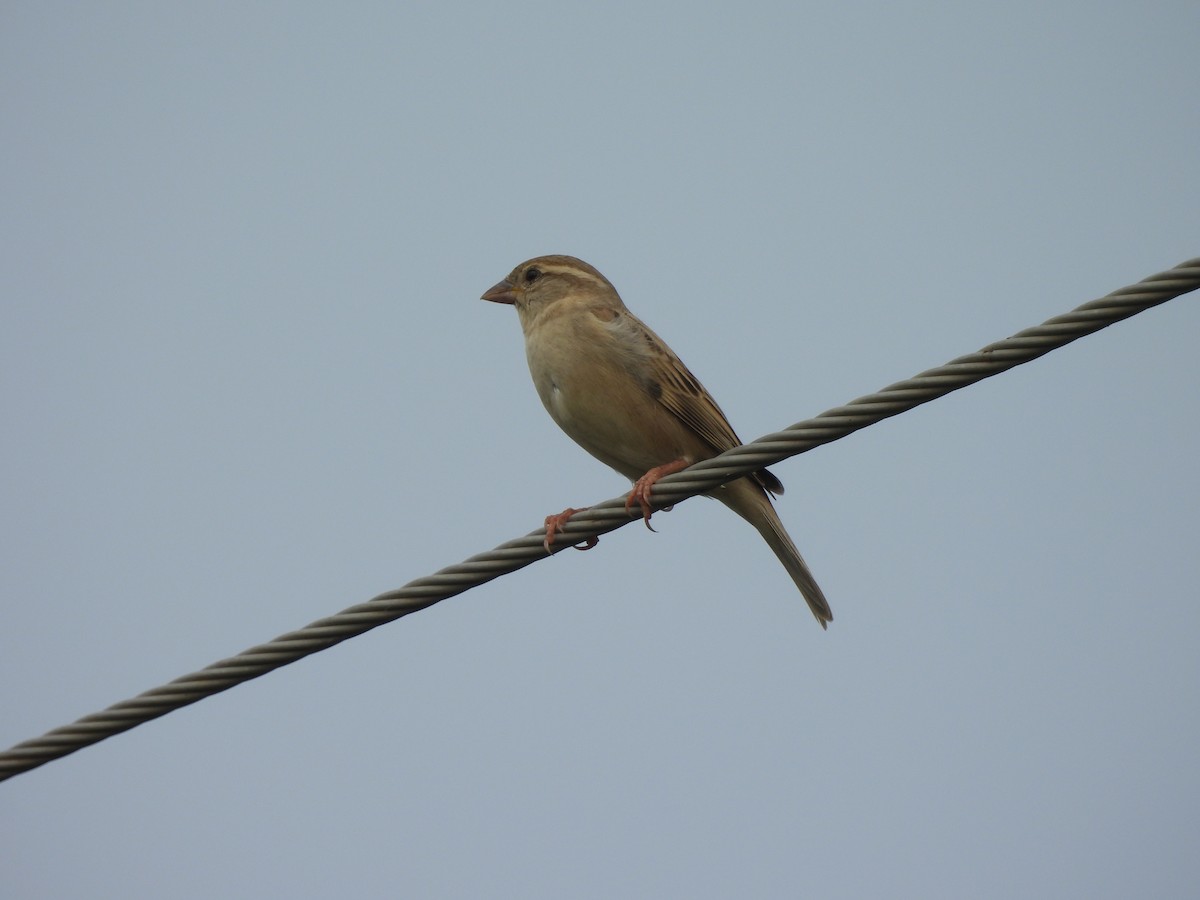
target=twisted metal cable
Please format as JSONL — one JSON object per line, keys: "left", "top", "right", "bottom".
{"left": 2, "top": 256, "right": 1196, "bottom": 783}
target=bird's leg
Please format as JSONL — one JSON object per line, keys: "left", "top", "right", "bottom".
{"left": 626, "top": 458, "right": 690, "bottom": 531}
{"left": 543, "top": 507, "right": 599, "bottom": 553}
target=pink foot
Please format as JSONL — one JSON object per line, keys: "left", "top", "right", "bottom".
{"left": 625, "top": 458, "right": 690, "bottom": 531}
{"left": 543, "top": 507, "right": 599, "bottom": 553}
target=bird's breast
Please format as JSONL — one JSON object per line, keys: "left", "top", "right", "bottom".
{"left": 521, "top": 308, "right": 703, "bottom": 480}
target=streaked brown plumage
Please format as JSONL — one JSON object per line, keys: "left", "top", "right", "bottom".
{"left": 482, "top": 255, "right": 832, "bottom": 628}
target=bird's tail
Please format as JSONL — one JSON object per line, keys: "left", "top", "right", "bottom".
{"left": 717, "top": 478, "right": 833, "bottom": 629}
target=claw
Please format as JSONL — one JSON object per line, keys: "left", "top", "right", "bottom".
{"left": 543, "top": 507, "right": 598, "bottom": 553}
{"left": 625, "top": 459, "right": 690, "bottom": 531}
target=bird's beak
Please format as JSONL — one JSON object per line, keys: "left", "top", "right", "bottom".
{"left": 481, "top": 278, "right": 517, "bottom": 304}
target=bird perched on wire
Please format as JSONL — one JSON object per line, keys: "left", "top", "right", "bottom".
{"left": 482, "top": 255, "right": 832, "bottom": 629}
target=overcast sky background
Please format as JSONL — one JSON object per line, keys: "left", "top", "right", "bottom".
{"left": 3, "top": 3, "right": 1198, "bottom": 898}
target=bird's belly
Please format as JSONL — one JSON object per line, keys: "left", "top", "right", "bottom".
{"left": 531, "top": 356, "right": 697, "bottom": 482}
{"left": 522, "top": 309, "right": 713, "bottom": 480}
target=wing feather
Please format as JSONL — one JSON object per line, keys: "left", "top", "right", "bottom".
{"left": 630, "top": 315, "right": 785, "bottom": 496}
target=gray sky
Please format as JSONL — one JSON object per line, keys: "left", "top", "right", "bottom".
{"left": 3, "top": 3, "right": 1198, "bottom": 897}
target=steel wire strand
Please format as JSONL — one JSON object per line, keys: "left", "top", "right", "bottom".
{"left": 637, "top": 259, "right": 1200, "bottom": 507}
{"left": 1, "top": 256, "right": 1196, "bottom": 783}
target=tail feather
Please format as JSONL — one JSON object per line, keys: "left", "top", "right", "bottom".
{"left": 716, "top": 478, "right": 833, "bottom": 629}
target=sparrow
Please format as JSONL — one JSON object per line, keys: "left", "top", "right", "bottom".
{"left": 482, "top": 255, "right": 833, "bottom": 628}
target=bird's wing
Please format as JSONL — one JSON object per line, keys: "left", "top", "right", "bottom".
{"left": 631, "top": 317, "right": 785, "bottom": 496}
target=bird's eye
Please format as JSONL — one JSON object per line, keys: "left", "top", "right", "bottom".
{"left": 524, "top": 268, "right": 542, "bottom": 283}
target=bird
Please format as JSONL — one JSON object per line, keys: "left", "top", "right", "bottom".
{"left": 481, "top": 255, "right": 833, "bottom": 628}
